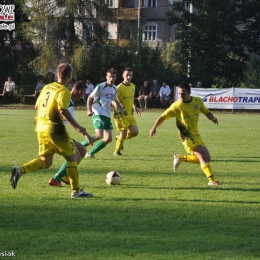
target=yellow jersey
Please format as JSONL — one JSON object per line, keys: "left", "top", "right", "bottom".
{"left": 117, "top": 82, "right": 136, "bottom": 114}
{"left": 34, "top": 82, "right": 71, "bottom": 133}
{"left": 161, "top": 96, "right": 209, "bottom": 141}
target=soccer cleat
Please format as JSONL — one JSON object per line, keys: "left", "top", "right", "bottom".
{"left": 85, "top": 152, "right": 95, "bottom": 159}
{"left": 113, "top": 151, "right": 122, "bottom": 156}
{"left": 173, "top": 154, "right": 181, "bottom": 172}
{"left": 48, "top": 178, "right": 62, "bottom": 187}
{"left": 10, "top": 166, "right": 21, "bottom": 189}
{"left": 61, "top": 175, "right": 70, "bottom": 185}
{"left": 71, "top": 189, "right": 94, "bottom": 198}
{"left": 208, "top": 180, "right": 221, "bottom": 186}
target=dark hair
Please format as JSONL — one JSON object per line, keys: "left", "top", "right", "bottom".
{"left": 73, "top": 80, "right": 86, "bottom": 90}
{"left": 57, "top": 63, "right": 72, "bottom": 79}
{"left": 123, "top": 67, "right": 133, "bottom": 73}
{"left": 178, "top": 82, "right": 191, "bottom": 92}
{"left": 106, "top": 68, "right": 117, "bottom": 74}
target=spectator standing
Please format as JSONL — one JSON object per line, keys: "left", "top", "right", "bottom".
{"left": 138, "top": 81, "right": 151, "bottom": 109}
{"left": 3, "top": 77, "right": 16, "bottom": 103}
{"left": 85, "top": 79, "right": 95, "bottom": 101}
{"left": 34, "top": 78, "right": 46, "bottom": 100}
{"left": 159, "top": 82, "right": 172, "bottom": 108}
{"left": 150, "top": 79, "right": 160, "bottom": 107}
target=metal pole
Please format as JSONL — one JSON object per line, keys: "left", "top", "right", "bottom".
{"left": 187, "top": 3, "right": 193, "bottom": 79}
{"left": 137, "top": 0, "right": 141, "bottom": 43}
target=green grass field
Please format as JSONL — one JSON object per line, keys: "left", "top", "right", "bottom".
{"left": 0, "top": 108, "right": 260, "bottom": 260}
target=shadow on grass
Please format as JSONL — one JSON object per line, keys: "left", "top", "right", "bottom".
{"left": 95, "top": 183, "right": 260, "bottom": 193}
{"left": 0, "top": 199, "right": 260, "bottom": 259}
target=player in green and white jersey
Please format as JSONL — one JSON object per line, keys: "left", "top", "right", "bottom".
{"left": 84, "top": 68, "right": 127, "bottom": 158}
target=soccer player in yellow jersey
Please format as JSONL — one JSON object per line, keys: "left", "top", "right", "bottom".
{"left": 113, "top": 67, "right": 141, "bottom": 156}
{"left": 10, "top": 63, "right": 94, "bottom": 198}
{"left": 149, "top": 82, "right": 220, "bottom": 186}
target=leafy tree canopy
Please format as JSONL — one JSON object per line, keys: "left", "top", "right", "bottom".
{"left": 166, "top": 0, "right": 260, "bottom": 87}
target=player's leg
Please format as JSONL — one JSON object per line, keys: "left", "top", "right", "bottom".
{"left": 177, "top": 153, "right": 200, "bottom": 164}
{"left": 114, "top": 129, "right": 127, "bottom": 156}
{"left": 87, "top": 129, "right": 112, "bottom": 157}
{"left": 114, "top": 116, "right": 127, "bottom": 155}
{"left": 173, "top": 135, "right": 201, "bottom": 172}
{"left": 192, "top": 145, "right": 220, "bottom": 185}
{"left": 49, "top": 131, "right": 91, "bottom": 196}
{"left": 10, "top": 132, "right": 54, "bottom": 189}
{"left": 115, "top": 116, "right": 138, "bottom": 155}
{"left": 65, "top": 153, "right": 93, "bottom": 198}
{"left": 126, "top": 119, "right": 139, "bottom": 139}
{"left": 85, "top": 128, "right": 104, "bottom": 158}
{"left": 86, "top": 116, "right": 113, "bottom": 158}
{"left": 60, "top": 135, "right": 93, "bottom": 198}
{"left": 81, "top": 135, "right": 96, "bottom": 146}
{"left": 84, "top": 115, "right": 104, "bottom": 158}
{"left": 11, "top": 154, "right": 52, "bottom": 189}
{"left": 49, "top": 140, "right": 86, "bottom": 186}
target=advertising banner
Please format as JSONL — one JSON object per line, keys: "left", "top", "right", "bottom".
{"left": 175, "top": 87, "right": 260, "bottom": 109}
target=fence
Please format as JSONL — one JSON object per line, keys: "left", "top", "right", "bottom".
{"left": 174, "top": 87, "right": 260, "bottom": 110}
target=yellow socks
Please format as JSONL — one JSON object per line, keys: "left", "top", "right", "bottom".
{"left": 179, "top": 155, "right": 200, "bottom": 164}
{"left": 177, "top": 155, "right": 216, "bottom": 183}
{"left": 201, "top": 163, "right": 215, "bottom": 182}
{"left": 20, "top": 159, "right": 47, "bottom": 174}
{"left": 66, "top": 162, "right": 80, "bottom": 193}
{"left": 115, "top": 136, "right": 124, "bottom": 151}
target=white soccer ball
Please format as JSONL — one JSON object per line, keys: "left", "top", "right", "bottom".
{"left": 106, "top": 171, "right": 121, "bottom": 185}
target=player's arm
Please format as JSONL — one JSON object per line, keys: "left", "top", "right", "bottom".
{"left": 60, "top": 109, "right": 93, "bottom": 145}
{"left": 149, "top": 116, "right": 165, "bottom": 137}
{"left": 199, "top": 99, "right": 218, "bottom": 125}
{"left": 113, "top": 100, "right": 127, "bottom": 116}
{"left": 133, "top": 103, "right": 141, "bottom": 116}
{"left": 206, "top": 112, "right": 218, "bottom": 125}
{"left": 87, "top": 96, "right": 94, "bottom": 116}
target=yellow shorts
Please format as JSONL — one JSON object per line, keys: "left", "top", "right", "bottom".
{"left": 114, "top": 114, "right": 137, "bottom": 131}
{"left": 37, "top": 131, "right": 75, "bottom": 157}
{"left": 181, "top": 134, "right": 205, "bottom": 154}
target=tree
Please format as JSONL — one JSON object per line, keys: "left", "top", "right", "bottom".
{"left": 243, "top": 56, "right": 260, "bottom": 88}
{"left": 0, "top": 0, "right": 37, "bottom": 87}
{"left": 18, "top": 0, "right": 112, "bottom": 77}
{"left": 165, "top": 0, "right": 260, "bottom": 87}
{"left": 238, "top": 0, "right": 260, "bottom": 55}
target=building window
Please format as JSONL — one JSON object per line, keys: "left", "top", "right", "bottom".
{"left": 142, "top": 0, "right": 157, "bottom": 8}
{"left": 143, "top": 22, "right": 157, "bottom": 41}
{"left": 105, "top": 0, "right": 113, "bottom": 7}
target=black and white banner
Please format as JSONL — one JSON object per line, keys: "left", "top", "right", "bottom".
{"left": 175, "top": 87, "right": 260, "bottom": 109}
